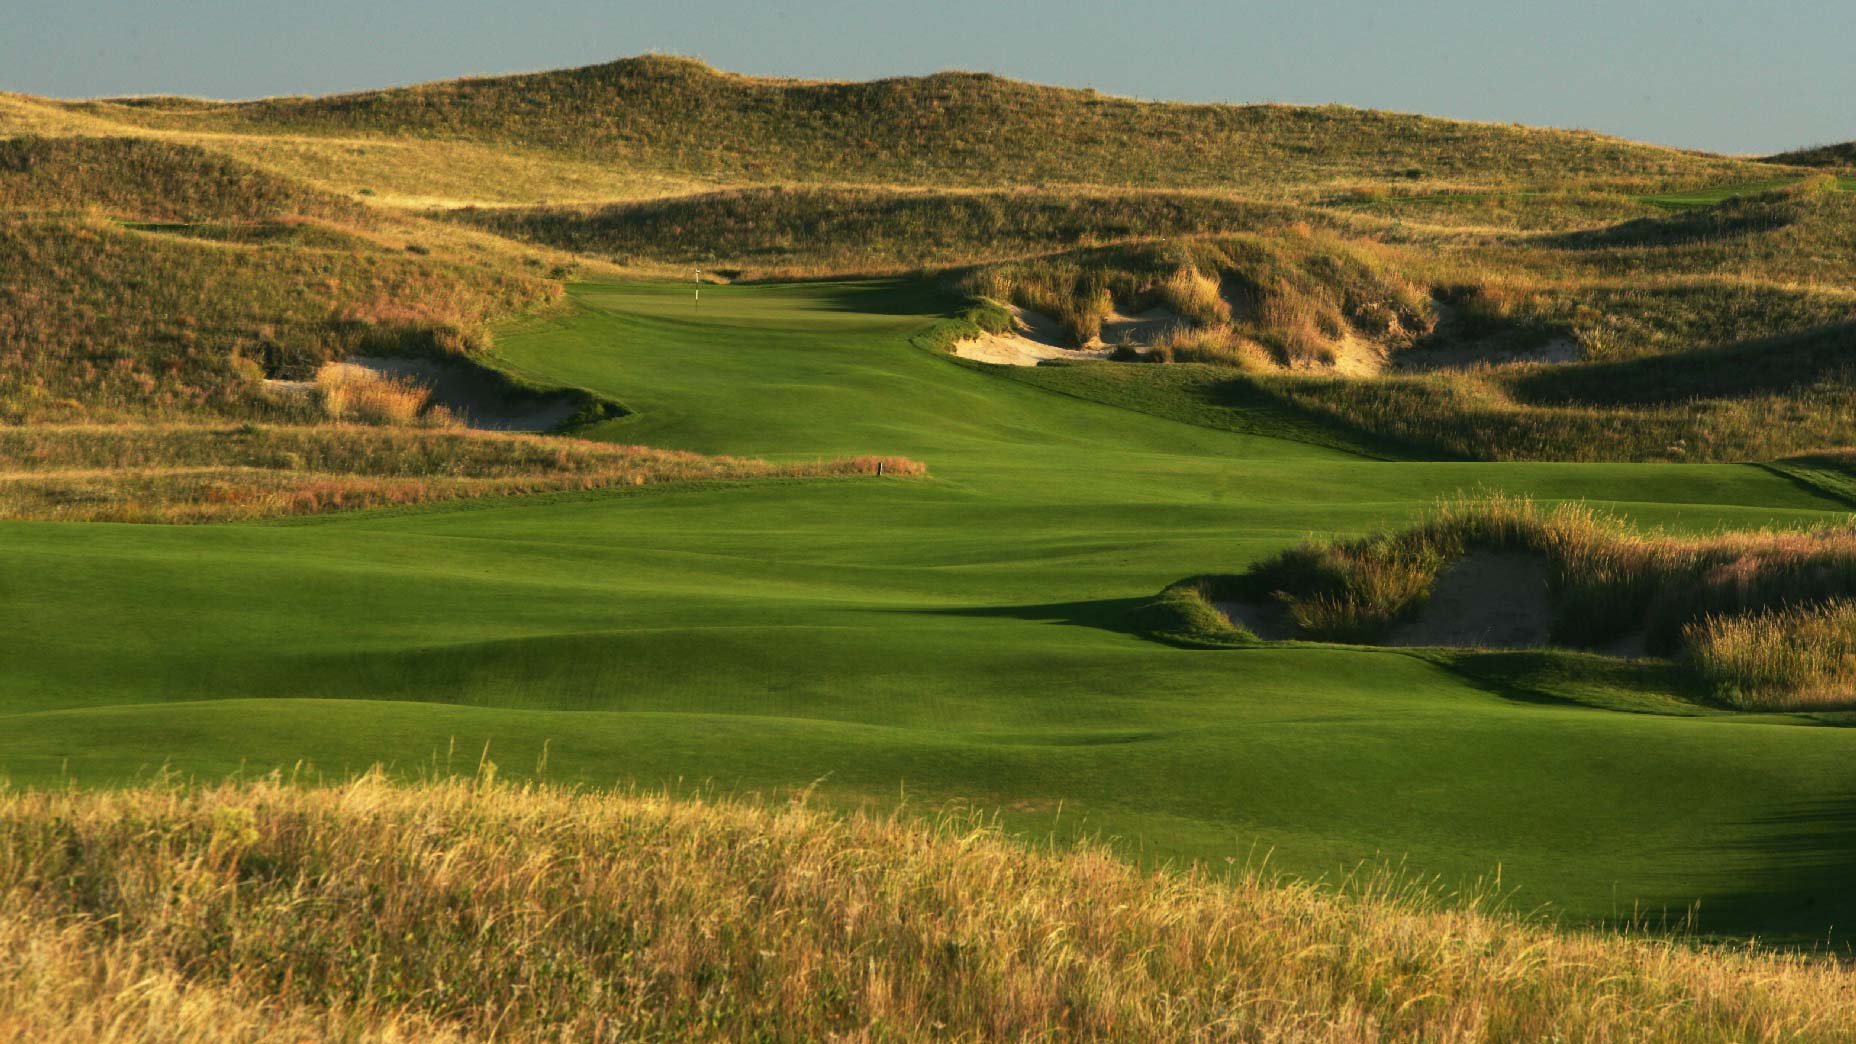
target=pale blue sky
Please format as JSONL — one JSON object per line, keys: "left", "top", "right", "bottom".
{"left": 2, "top": 0, "right": 1850, "bottom": 155}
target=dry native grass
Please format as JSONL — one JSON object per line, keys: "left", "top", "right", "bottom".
{"left": 2, "top": 774, "right": 1854, "bottom": 1044}
{"left": 1686, "top": 600, "right": 1856, "bottom": 710}
{"left": 314, "top": 364, "right": 443, "bottom": 426}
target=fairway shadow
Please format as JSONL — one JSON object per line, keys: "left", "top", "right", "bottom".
{"left": 1677, "top": 790, "right": 1856, "bottom": 944}
{"left": 1198, "top": 376, "right": 1422, "bottom": 460}
{"left": 898, "top": 597, "right": 1153, "bottom": 639}
{"left": 1432, "top": 650, "right": 1717, "bottom": 717}
{"left": 752, "top": 278, "right": 948, "bottom": 316}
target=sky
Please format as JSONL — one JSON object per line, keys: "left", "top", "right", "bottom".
{"left": 2, "top": 0, "right": 1850, "bottom": 156}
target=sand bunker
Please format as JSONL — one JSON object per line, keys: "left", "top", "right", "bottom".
{"left": 952, "top": 305, "right": 1115, "bottom": 366}
{"left": 1218, "top": 552, "right": 1555, "bottom": 649}
{"left": 1099, "top": 308, "right": 1186, "bottom": 347}
{"left": 1384, "top": 552, "right": 1552, "bottom": 649}
{"left": 1396, "top": 337, "right": 1580, "bottom": 372}
{"left": 266, "top": 357, "right": 582, "bottom": 431}
{"left": 1395, "top": 303, "right": 1581, "bottom": 371}
{"left": 952, "top": 304, "right": 1187, "bottom": 366}
{"left": 1213, "top": 599, "right": 1294, "bottom": 641}
{"left": 1304, "top": 333, "right": 1390, "bottom": 377}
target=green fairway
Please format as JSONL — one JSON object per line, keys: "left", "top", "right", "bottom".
{"left": 5, "top": 279, "right": 1854, "bottom": 940}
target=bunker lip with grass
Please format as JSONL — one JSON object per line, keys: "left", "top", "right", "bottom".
{"left": 1179, "top": 496, "right": 1856, "bottom": 710}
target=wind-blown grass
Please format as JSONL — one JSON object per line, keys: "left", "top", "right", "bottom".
{"left": 1687, "top": 601, "right": 1856, "bottom": 710}
{"left": 4, "top": 774, "right": 1855, "bottom": 1044}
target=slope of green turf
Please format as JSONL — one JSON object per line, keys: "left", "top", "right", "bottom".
{"left": 4, "top": 279, "right": 1854, "bottom": 941}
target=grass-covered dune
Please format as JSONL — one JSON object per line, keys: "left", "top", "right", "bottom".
{"left": 441, "top": 186, "right": 1313, "bottom": 275}
{"left": 943, "top": 181, "right": 1856, "bottom": 461}
{"left": 0, "top": 213, "right": 552, "bottom": 422}
{"left": 0, "top": 134, "right": 568, "bottom": 424}
{"left": 1767, "top": 141, "right": 1856, "bottom": 169}
{"left": 6, "top": 775, "right": 1854, "bottom": 1044}
{"left": 65, "top": 55, "right": 1780, "bottom": 194}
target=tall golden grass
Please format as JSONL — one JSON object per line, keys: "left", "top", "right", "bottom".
{"left": 313, "top": 364, "right": 441, "bottom": 426}
{"left": 1, "top": 773, "right": 1852, "bottom": 1043}
{"left": 1686, "top": 601, "right": 1856, "bottom": 710}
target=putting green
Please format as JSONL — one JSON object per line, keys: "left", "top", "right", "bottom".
{"left": 4, "top": 279, "right": 1853, "bottom": 940}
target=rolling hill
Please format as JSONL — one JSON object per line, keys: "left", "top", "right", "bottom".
{"left": 5, "top": 56, "right": 1856, "bottom": 1040}
{"left": 60, "top": 56, "right": 1779, "bottom": 195}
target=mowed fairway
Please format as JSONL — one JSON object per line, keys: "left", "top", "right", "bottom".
{"left": 6, "top": 280, "right": 1856, "bottom": 940}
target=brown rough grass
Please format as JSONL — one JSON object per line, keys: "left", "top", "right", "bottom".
{"left": 0, "top": 424, "right": 924, "bottom": 522}
{"left": 1, "top": 774, "right": 1853, "bottom": 1043}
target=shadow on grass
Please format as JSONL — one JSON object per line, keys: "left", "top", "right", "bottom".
{"left": 898, "top": 597, "right": 1157, "bottom": 639}
{"left": 797, "top": 277, "right": 955, "bottom": 316}
{"left": 1201, "top": 376, "right": 1432, "bottom": 461}
{"left": 1431, "top": 649, "right": 1719, "bottom": 717}
{"left": 1439, "top": 649, "right": 1856, "bottom": 726}
{"left": 1682, "top": 791, "right": 1856, "bottom": 945}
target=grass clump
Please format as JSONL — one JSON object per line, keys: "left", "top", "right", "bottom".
{"left": 5, "top": 774, "right": 1856, "bottom": 1043}
{"left": 313, "top": 364, "right": 442, "bottom": 426}
{"left": 1687, "top": 601, "right": 1856, "bottom": 710}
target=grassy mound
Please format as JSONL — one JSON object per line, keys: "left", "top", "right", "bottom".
{"left": 0, "top": 136, "right": 369, "bottom": 224}
{"left": 5, "top": 775, "right": 1854, "bottom": 1044}
{"left": 1257, "top": 363, "right": 1856, "bottom": 463}
{"left": 1190, "top": 497, "right": 1856, "bottom": 709}
{"left": 69, "top": 55, "right": 1773, "bottom": 194}
{"left": 944, "top": 183, "right": 1856, "bottom": 461}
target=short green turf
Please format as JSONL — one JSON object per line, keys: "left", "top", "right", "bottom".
{"left": 5, "top": 279, "right": 1854, "bottom": 941}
